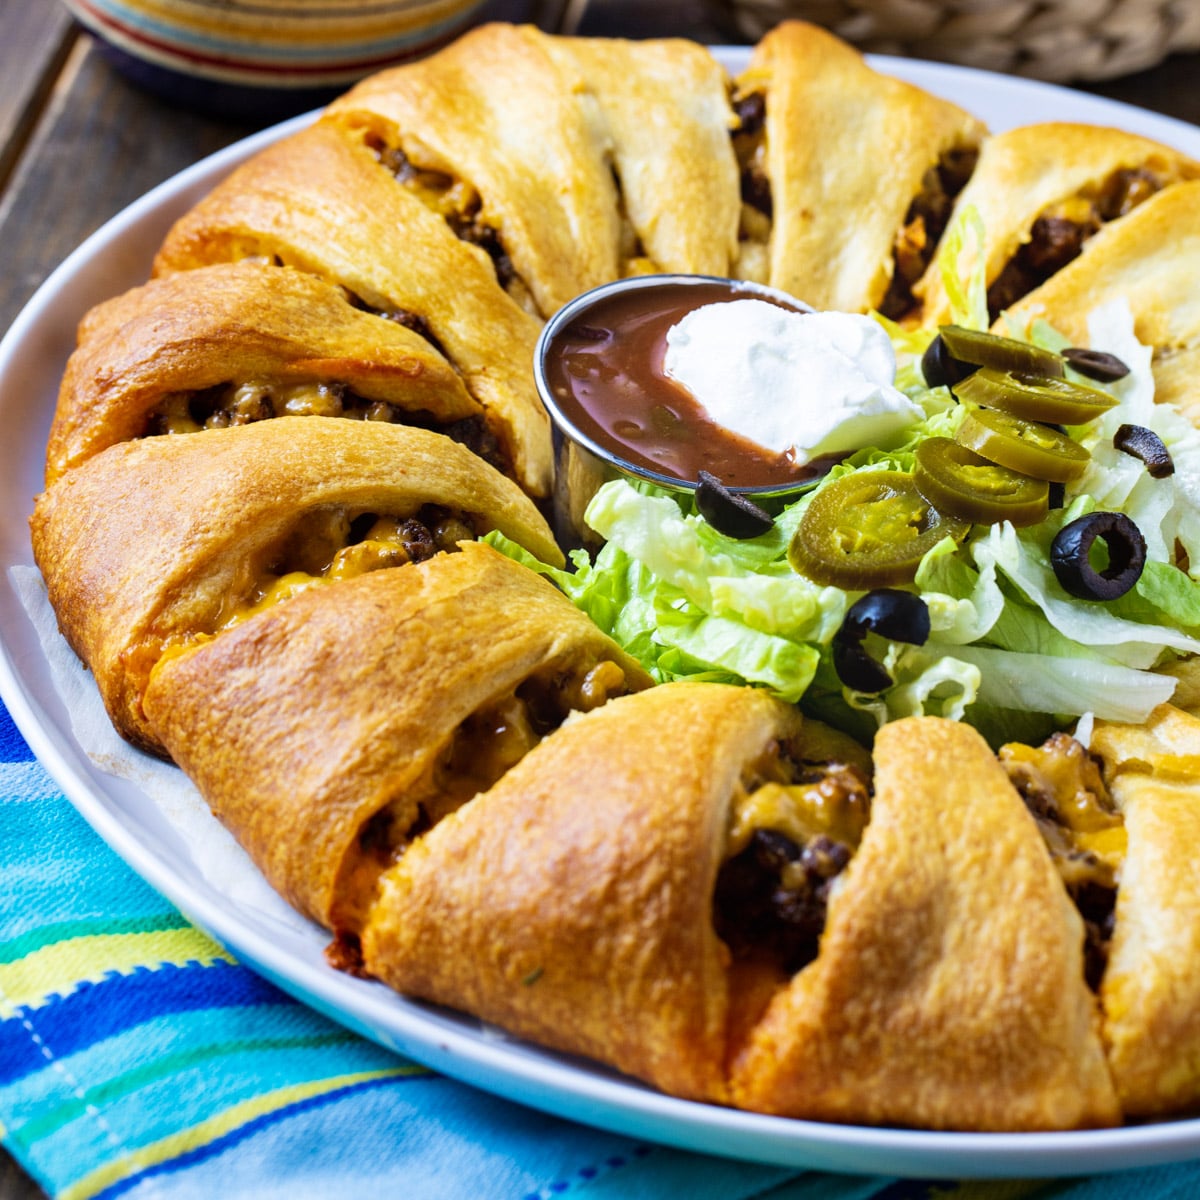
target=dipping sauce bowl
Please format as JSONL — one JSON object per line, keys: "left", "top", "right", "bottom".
{"left": 534, "top": 274, "right": 826, "bottom": 547}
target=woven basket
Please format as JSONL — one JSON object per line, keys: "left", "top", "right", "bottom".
{"left": 707, "top": 0, "right": 1200, "bottom": 81}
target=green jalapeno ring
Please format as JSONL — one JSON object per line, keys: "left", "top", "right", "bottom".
{"left": 787, "top": 469, "right": 970, "bottom": 590}
{"left": 957, "top": 408, "right": 1091, "bottom": 483}
{"left": 913, "top": 438, "right": 1049, "bottom": 527}
{"left": 938, "top": 325, "right": 1066, "bottom": 379}
{"left": 954, "top": 368, "right": 1118, "bottom": 425}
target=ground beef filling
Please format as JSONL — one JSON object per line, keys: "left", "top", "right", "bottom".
{"left": 219, "top": 503, "right": 479, "bottom": 631}
{"left": 330, "top": 655, "right": 634, "bottom": 962}
{"left": 986, "top": 167, "right": 1163, "bottom": 318}
{"left": 879, "top": 145, "right": 978, "bottom": 320}
{"left": 730, "top": 91, "right": 771, "bottom": 283}
{"left": 366, "top": 135, "right": 536, "bottom": 311}
{"left": 147, "top": 382, "right": 508, "bottom": 476}
{"left": 714, "top": 757, "right": 871, "bottom": 974}
{"left": 1000, "top": 732, "right": 1125, "bottom": 990}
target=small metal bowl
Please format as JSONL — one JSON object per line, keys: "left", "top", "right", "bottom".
{"left": 534, "top": 273, "right": 819, "bottom": 548}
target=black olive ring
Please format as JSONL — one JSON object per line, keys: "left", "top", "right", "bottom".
{"left": 1050, "top": 511, "right": 1146, "bottom": 602}
{"left": 832, "top": 589, "right": 932, "bottom": 693}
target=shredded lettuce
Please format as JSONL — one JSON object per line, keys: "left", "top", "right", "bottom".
{"left": 938, "top": 204, "right": 990, "bottom": 331}
{"left": 484, "top": 291, "right": 1200, "bottom": 745}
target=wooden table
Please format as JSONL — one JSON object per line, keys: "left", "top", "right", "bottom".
{"left": 1, "top": 2, "right": 1198, "bottom": 1195}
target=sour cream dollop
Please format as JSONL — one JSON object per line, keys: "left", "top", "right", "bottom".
{"left": 663, "top": 300, "right": 922, "bottom": 463}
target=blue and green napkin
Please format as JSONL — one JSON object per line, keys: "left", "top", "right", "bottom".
{"left": 2, "top": 698, "right": 1197, "bottom": 1200}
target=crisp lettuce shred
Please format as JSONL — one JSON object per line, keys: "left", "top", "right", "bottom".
{"left": 487, "top": 232, "right": 1200, "bottom": 744}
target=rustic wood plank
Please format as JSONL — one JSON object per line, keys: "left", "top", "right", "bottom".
{"left": 0, "top": 34, "right": 263, "bottom": 340}
{"left": 0, "top": 2, "right": 77, "bottom": 191}
{"left": 1086, "top": 51, "right": 1200, "bottom": 128}
{"left": 0, "top": 1150, "right": 43, "bottom": 1200}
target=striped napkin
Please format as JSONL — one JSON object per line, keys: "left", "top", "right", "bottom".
{"left": 3, "top": 696, "right": 1200, "bottom": 1200}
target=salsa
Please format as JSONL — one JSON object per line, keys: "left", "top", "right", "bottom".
{"left": 541, "top": 279, "right": 828, "bottom": 489}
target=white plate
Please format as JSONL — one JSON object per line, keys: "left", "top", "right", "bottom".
{"left": 4, "top": 50, "right": 1200, "bottom": 1180}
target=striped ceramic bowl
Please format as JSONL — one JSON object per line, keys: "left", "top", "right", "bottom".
{"left": 62, "top": 0, "right": 489, "bottom": 113}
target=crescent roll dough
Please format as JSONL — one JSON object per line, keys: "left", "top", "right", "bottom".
{"left": 916, "top": 124, "right": 1200, "bottom": 326}
{"left": 142, "top": 542, "right": 651, "bottom": 932}
{"left": 361, "top": 682, "right": 805, "bottom": 1103}
{"left": 729, "top": 716, "right": 1118, "bottom": 1130}
{"left": 153, "top": 121, "right": 551, "bottom": 498}
{"left": 1002, "top": 181, "right": 1200, "bottom": 422}
{"left": 328, "top": 25, "right": 740, "bottom": 310}
{"left": 734, "top": 21, "right": 985, "bottom": 314}
{"left": 1090, "top": 706, "right": 1200, "bottom": 1117}
{"left": 30, "top": 418, "right": 560, "bottom": 753}
{"left": 361, "top": 689, "right": 1117, "bottom": 1127}
{"left": 47, "top": 261, "right": 484, "bottom": 485}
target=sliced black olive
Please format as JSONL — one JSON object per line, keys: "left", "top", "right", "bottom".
{"left": 833, "top": 640, "right": 893, "bottom": 693}
{"left": 1048, "top": 481, "right": 1066, "bottom": 510}
{"left": 1050, "top": 512, "right": 1146, "bottom": 601}
{"left": 1063, "top": 347, "right": 1131, "bottom": 382}
{"left": 832, "top": 589, "right": 931, "bottom": 693}
{"left": 695, "top": 470, "right": 774, "bottom": 539}
{"left": 920, "top": 333, "right": 976, "bottom": 390}
{"left": 1114, "top": 423, "right": 1174, "bottom": 478}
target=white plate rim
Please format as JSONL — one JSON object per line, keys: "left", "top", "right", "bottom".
{"left": 3, "top": 48, "right": 1200, "bottom": 1179}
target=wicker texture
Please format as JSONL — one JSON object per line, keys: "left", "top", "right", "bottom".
{"left": 710, "top": 0, "right": 1200, "bottom": 81}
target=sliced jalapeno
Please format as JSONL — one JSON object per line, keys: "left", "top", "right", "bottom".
{"left": 953, "top": 368, "right": 1117, "bottom": 425}
{"left": 939, "top": 325, "right": 1065, "bottom": 379}
{"left": 788, "top": 470, "right": 969, "bottom": 590}
{"left": 921, "top": 334, "right": 976, "bottom": 389}
{"left": 957, "top": 409, "right": 1090, "bottom": 483}
{"left": 913, "top": 438, "right": 1048, "bottom": 527}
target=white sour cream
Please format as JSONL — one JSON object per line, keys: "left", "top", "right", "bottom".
{"left": 662, "top": 299, "right": 922, "bottom": 462}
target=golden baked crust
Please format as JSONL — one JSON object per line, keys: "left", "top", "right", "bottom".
{"left": 730, "top": 716, "right": 1118, "bottom": 1130}
{"left": 543, "top": 34, "right": 741, "bottom": 280}
{"left": 361, "top": 681, "right": 803, "bottom": 1104}
{"left": 30, "top": 419, "right": 560, "bottom": 753}
{"left": 328, "top": 26, "right": 740, "bottom": 313}
{"left": 1090, "top": 705, "right": 1200, "bottom": 1117}
{"left": 360, "top": 694, "right": 1120, "bottom": 1128}
{"left": 30, "top": 20, "right": 1200, "bottom": 1134}
{"left": 143, "top": 542, "right": 650, "bottom": 930}
{"left": 330, "top": 24, "right": 621, "bottom": 317}
{"left": 47, "top": 260, "right": 481, "bottom": 485}
{"left": 737, "top": 21, "right": 985, "bottom": 313}
{"left": 153, "top": 121, "right": 552, "bottom": 498}
{"left": 916, "top": 123, "right": 1200, "bottom": 325}
{"left": 1003, "top": 181, "right": 1200, "bottom": 421}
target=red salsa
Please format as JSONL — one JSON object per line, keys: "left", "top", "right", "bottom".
{"left": 542, "top": 280, "right": 828, "bottom": 489}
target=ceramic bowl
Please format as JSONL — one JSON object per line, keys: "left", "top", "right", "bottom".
{"left": 62, "top": 0, "right": 490, "bottom": 117}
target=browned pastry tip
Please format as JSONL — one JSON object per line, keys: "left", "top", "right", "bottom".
{"left": 733, "top": 20, "right": 985, "bottom": 315}
{"left": 916, "top": 123, "right": 1200, "bottom": 327}
{"left": 328, "top": 23, "right": 621, "bottom": 318}
{"left": 31, "top": 417, "right": 561, "bottom": 754}
{"left": 729, "top": 716, "right": 1119, "bottom": 1130}
{"left": 46, "top": 261, "right": 484, "bottom": 486}
{"left": 153, "top": 121, "right": 552, "bottom": 498}
{"left": 1089, "top": 705, "right": 1200, "bottom": 1117}
{"left": 1001, "top": 180, "right": 1200, "bottom": 423}
{"left": 360, "top": 682, "right": 842, "bottom": 1105}
{"left": 143, "top": 541, "right": 651, "bottom": 932}
{"left": 329, "top": 24, "right": 741, "bottom": 307}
